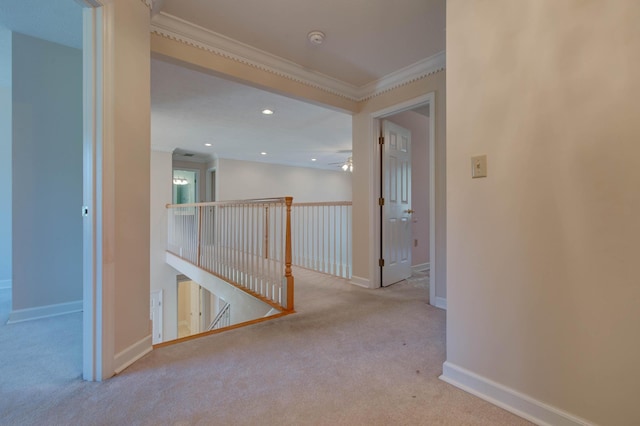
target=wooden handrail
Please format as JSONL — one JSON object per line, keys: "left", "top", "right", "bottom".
{"left": 292, "top": 201, "right": 352, "bottom": 207}
{"left": 166, "top": 197, "right": 288, "bottom": 209}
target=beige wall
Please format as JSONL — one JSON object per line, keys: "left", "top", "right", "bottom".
{"left": 387, "top": 110, "right": 430, "bottom": 268}
{"left": 102, "top": 0, "right": 151, "bottom": 374}
{"left": 446, "top": 1, "right": 640, "bottom": 424}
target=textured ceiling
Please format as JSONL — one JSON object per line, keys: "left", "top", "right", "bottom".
{"left": 161, "top": 0, "right": 445, "bottom": 87}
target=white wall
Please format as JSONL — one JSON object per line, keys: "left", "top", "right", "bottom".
{"left": 0, "top": 27, "right": 11, "bottom": 289}
{"left": 216, "top": 158, "right": 351, "bottom": 203}
{"left": 445, "top": 1, "right": 640, "bottom": 425}
{"left": 150, "top": 150, "right": 179, "bottom": 341}
{"left": 11, "top": 33, "right": 82, "bottom": 313}
{"left": 387, "top": 110, "right": 430, "bottom": 268}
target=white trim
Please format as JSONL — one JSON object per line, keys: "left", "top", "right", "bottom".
{"left": 100, "top": 1, "right": 117, "bottom": 381}
{"left": 82, "top": 2, "right": 103, "bottom": 382}
{"left": 150, "top": 12, "right": 445, "bottom": 102}
{"left": 114, "top": 334, "right": 153, "bottom": 374}
{"left": 0, "top": 279, "right": 11, "bottom": 289}
{"left": 434, "top": 297, "right": 447, "bottom": 310}
{"left": 412, "top": 263, "right": 430, "bottom": 273}
{"left": 359, "top": 52, "right": 446, "bottom": 102}
{"left": 427, "top": 94, "right": 437, "bottom": 311}
{"left": 349, "top": 275, "right": 371, "bottom": 289}
{"left": 7, "top": 300, "right": 82, "bottom": 324}
{"left": 440, "top": 362, "right": 594, "bottom": 426}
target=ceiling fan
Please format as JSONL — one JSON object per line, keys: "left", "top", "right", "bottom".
{"left": 328, "top": 156, "right": 353, "bottom": 172}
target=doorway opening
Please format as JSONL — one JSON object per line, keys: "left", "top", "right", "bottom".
{"left": 0, "top": 0, "right": 90, "bottom": 381}
{"left": 372, "top": 93, "right": 438, "bottom": 305}
{"left": 172, "top": 169, "right": 199, "bottom": 204}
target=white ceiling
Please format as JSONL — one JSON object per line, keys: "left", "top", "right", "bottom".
{"left": 152, "top": 58, "right": 352, "bottom": 169}
{"left": 0, "top": 0, "right": 444, "bottom": 170}
{"left": 160, "top": 0, "right": 445, "bottom": 87}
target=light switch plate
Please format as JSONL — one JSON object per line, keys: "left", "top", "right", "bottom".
{"left": 471, "top": 155, "right": 487, "bottom": 178}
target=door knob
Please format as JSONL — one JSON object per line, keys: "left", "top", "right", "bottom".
{"left": 406, "top": 209, "right": 415, "bottom": 214}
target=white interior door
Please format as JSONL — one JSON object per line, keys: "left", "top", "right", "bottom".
{"left": 150, "top": 290, "right": 163, "bottom": 344}
{"left": 382, "top": 120, "right": 412, "bottom": 286}
{"left": 190, "top": 282, "right": 201, "bottom": 334}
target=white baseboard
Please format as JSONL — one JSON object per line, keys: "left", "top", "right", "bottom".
{"left": 7, "top": 300, "right": 82, "bottom": 324}
{"left": 440, "top": 362, "right": 594, "bottom": 426}
{"left": 434, "top": 296, "right": 447, "bottom": 310}
{"left": 114, "top": 334, "right": 153, "bottom": 375}
{"left": 412, "top": 263, "right": 430, "bottom": 273}
{"left": 349, "top": 275, "right": 370, "bottom": 288}
{"left": 0, "top": 279, "right": 11, "bottom": 290}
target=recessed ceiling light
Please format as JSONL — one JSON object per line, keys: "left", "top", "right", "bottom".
{"left": 262, "top": 109, "right": 274, "bottom": 115}
{"left": 311, "top": 158, "right": 317, "bottom": 162}
{"left": 261, "top": 152, "right": 267, "bottom": 156}
{"left": 204, "top": 143, "right": 212, "bottom": 147}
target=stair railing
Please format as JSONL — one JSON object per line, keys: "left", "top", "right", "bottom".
{"left": 291, "top": 201, "right": 352, "bottom": 279}
{"left": 167, "top": 197, "right": 294, "bottom": 312}
{"left": 208, "top": 301, "right": 231, "bottom": 330}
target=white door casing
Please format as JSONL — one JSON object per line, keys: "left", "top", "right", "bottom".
{"left": 382, "top": 120, "right": 412, "bottom": 286}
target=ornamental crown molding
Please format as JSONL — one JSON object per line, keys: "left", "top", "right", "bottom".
{"left": 357, "top": 52, "right": 446, "bottom": 102}
{"left": 150, "top": 12, "right": 445, "bottom": 102}
{"left": 151, "top": 13, "right": 360, "bottom": 101}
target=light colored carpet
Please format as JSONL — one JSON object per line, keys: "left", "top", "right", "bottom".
{"left": 0, "top": 270, "right": 531, "bottom": 425}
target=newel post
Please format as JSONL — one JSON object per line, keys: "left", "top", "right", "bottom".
{"left": 285, "top": 197, "right": 294, "bottom": 311}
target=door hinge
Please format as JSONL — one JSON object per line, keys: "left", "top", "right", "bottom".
{"left": 378, "top": 197, "right": 385, "bottom": 206}
{"left": 379, "top": 258, "right": 385, "bottom": 267}
{"left": 379, "top": 136, "right": 384, "bottom": 145}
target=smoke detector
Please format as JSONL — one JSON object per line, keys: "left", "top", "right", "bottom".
{"left": 307, "top": 31, "right": 325, "bottom": 45}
